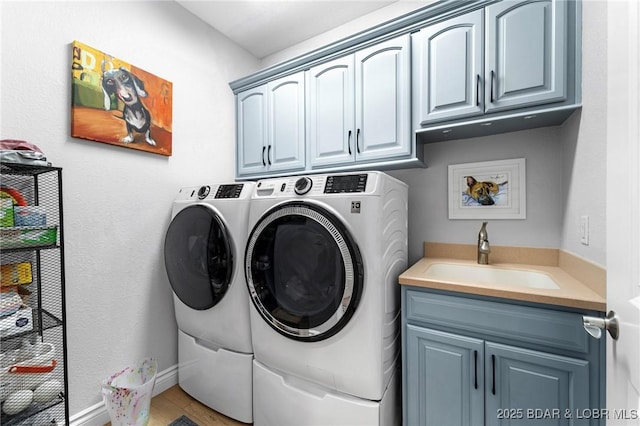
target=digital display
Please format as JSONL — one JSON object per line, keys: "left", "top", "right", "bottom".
{"left": 324, "top": 174, "right": 368, "bottom": 193}
{"left": 215, "top": 184, "right": 244, "bottom": 199}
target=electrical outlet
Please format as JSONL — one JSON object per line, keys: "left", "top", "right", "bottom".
{"left": 580, "top": 215, "right": 589, "bottom": 245}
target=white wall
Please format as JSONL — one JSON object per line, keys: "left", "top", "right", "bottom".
{"left": 262, "top": 0, "right": 607, "bottom": 267}
{"left": 0, "top": 0, "right": 259, "bottom": 417}
{"left": 559, "top": 0, "right": 607, "bottom": 267}
{"left": 389, "top": 128, "right": 564, "bottom": 264}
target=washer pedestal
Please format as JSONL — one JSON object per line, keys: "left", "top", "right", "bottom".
{"left": 252, "top": 360, "right": 400, "bottom": 426}
{"left": 178, "top": 330, "right": 253, "bottom": 423}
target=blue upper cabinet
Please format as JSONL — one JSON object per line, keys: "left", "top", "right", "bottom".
{"left": 412, "top": 0, "right": 580, "bottom": 142}
{"left": 412, "top": 9, "right": 485, "bottom": 126}
{"left": 231, "top": 0, "right": 581, "bottom": 178}
{"left": 307, "top": 56, "right": 355, "bottom": 168}
{"left": 236, "top": 86, "right": 267, "bottom": 176}
{"left": 267, "top": 73, "right": 306, "bottom": 173}
{"left": 485, "top": 0, "right": 568, "bottom": 112}
{"left": 308, "top": 34, "right": 412, "bottom": 169}
{"left": 236, "top": 72, "right": 306, "bottom": 177}
{"left": 354, "top": 35, "right": 412, "bottom": 163}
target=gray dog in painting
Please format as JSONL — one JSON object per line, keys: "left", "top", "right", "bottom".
{"left": 101, "top": 62, "right": 156, "bottom": 146}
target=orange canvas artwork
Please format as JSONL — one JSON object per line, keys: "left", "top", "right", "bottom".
{"left": 71, "top": 41, "right": 173, "bottom": 156}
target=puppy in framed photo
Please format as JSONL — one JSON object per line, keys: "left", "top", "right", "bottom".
{"left": 464, "top": 176, "right": 507, "bottom": 206}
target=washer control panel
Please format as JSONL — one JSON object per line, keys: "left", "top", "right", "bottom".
{"left": 324, "top": 174, "right": 368, "bottom": 193}
{"left": 253, "top": 173, "right": 374, "bottom": 197}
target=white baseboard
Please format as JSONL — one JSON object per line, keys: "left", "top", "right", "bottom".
{"left": 69, "top": 364, "right": 179, "bottom": 426}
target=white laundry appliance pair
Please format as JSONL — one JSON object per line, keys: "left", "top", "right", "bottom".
{"left": 164, "top": 182, "right": 255, "bottom": 424}
{"left": 244, "top": 171, "right": 408, "bottom": 426}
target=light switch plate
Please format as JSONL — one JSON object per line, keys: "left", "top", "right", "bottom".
{"left": 580, "top": 215, "right": 589, "bottom": 245}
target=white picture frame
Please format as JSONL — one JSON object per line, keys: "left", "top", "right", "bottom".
{"left": 448, "top": 158, "right": 526, "bottom": 220}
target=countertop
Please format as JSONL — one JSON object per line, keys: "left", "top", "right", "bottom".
{"left": 399, "top": 243, "right": 606, "bottom": 312}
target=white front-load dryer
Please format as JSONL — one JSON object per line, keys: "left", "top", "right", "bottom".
{"left": 164, "top": 182, "right": 255, "bottom": 423}
{"left": 245, "top": 172, "right": 407, "bottom": 426}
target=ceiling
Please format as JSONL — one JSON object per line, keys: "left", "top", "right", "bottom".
{"left": 175, "top": 1, "right": 397, "bottom": 59}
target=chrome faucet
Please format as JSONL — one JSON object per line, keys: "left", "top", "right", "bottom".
{"left": 477, "top": 221, "right": 490, "bottom": 264}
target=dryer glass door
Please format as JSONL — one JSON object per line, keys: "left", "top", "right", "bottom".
{"left": 164, "top": 204, "right": 234, "bottom": 310}
{"left": 245, "top": 202, "right": 363, "bottom": 341}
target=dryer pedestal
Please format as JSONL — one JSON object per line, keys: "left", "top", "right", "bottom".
{"left": 178, "top": 330, "right": 253, "bottom": 423}
{"left": 252, "top": 360, "right": 400, "bottom": 426}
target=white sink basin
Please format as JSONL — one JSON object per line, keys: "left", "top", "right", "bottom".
{"left": 424, "top": 263, "right": 560, "bottom": 290}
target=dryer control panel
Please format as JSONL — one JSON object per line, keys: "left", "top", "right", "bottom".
{"left": 175, "top": 183, "right": 252, "bottom": 201}
{"left": 215, "top": 184, "right": 245, "bottom": 199}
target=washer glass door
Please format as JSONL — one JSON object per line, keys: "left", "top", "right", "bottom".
{"left": 164, "top": 204, "right": 234, "bottom": 310}
{"left": 245, "top": 202, "right": 363, "bottom": 341}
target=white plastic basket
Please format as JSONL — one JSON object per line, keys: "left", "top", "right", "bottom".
{"left": 101, "top": 357, "right": 157, "bottom": 426}
{"left": 0, "top": 342, "right": 56, "bottom": 402}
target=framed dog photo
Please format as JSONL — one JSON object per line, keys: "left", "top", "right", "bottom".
{"left": 448, "top": 158, "right": 526, "bottom": 220}
{"left": 70, "top": 40, "right": 173, "bottom": 156}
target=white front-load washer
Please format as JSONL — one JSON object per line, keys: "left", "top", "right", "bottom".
{"left": 164, "top": 182, "right": 255, "bottom": 423}
{"left": 245, "top": 171, "right": 407, "bottom": 425}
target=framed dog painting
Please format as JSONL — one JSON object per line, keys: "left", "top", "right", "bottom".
{"left": 71, "top": 40, "right": 173, "bottom": 156}
{"left": 448, "top": 158, "right": 526, "bottom": 219}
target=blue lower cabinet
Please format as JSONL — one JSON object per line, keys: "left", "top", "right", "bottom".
{"left": 406, "top": 325, "right": 484, "bottom": 425}
{"left": 485, "top": 342, "right": 590, "bottom": 426}
{"left": 402, "top": 288, "right": 605, "bottom": 426}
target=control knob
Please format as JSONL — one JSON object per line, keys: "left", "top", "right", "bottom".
{"left": 197, "top": 185, "right": 210, "bottom": 199}
{"left": 294, "top": 177, "right": 312, "bottom": 195}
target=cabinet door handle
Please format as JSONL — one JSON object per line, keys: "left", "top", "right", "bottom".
{"left": 491, "top": 354, "right": 496, "bottom": 395}
{"left": 267, "top": 145, "right": 272, "bottom": 165}
{"left": 348, "top": 130, "right": 352, "bottom": 155}
{"left": 262, "top": 146, "right": 266, "bottom": 166}
{"left": 490, "top": 70, "right": 495, "bottom": 103}
{"left": 476, "top": 74, "right": 481, "bottom": 107}
{"left": 356, "top": 128, "right": 361, "bottom": 154}
{"left": 473, "top": 350, "right": 478, "bottom": 389}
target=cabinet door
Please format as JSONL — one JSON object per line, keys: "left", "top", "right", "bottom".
{"left": 485, "top": 0, "right": 567, "bottom": 113}
{"left": 266, "top": 72, "right": 306, "bottom": 173}
{"left": 355, "top": 34, "right": 411, "bottom": 163}
{"left": 413, "top": 10, "right": 484, "bottom": 125}
{"left": 307, "top": 56, "right": 355, "bottom": 168}
{"left": 485, "top": 342, "right": 590, "bottom": 426}
{"left": 406, "top": 325, "right": 484, "bottom": 426}
{"left": 236, "top": 86, "right": 267, "bottom": 176}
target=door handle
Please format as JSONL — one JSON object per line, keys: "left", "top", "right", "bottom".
{"left": 267, "top": 145, "right": 272, "bottom": 165}
{"left": 491, "top": 354, "right": 496, "bottom": 395}
{"left": 348, "top": 130, "right": 352, "bottom": 155}
{"left": 356, "top": 128, "right": 361, "bottom": 154}
{"left": 262, "top": 146, "right": 266, "bottom": 166}
{"left": 490, "top": 70, "right": 495, "bottom": 103}
{"left": 583, "top": 311, "right": 619, "bottom": 340}
{"left": 473, "top": 350, "right": 478, "bottom": 389}
{"left": 476, "top": 74, "right": 481, "bottom": 107}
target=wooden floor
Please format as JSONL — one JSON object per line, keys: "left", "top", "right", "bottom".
{"left": 105, "top": 385, "right": 248, "bottom": 426}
